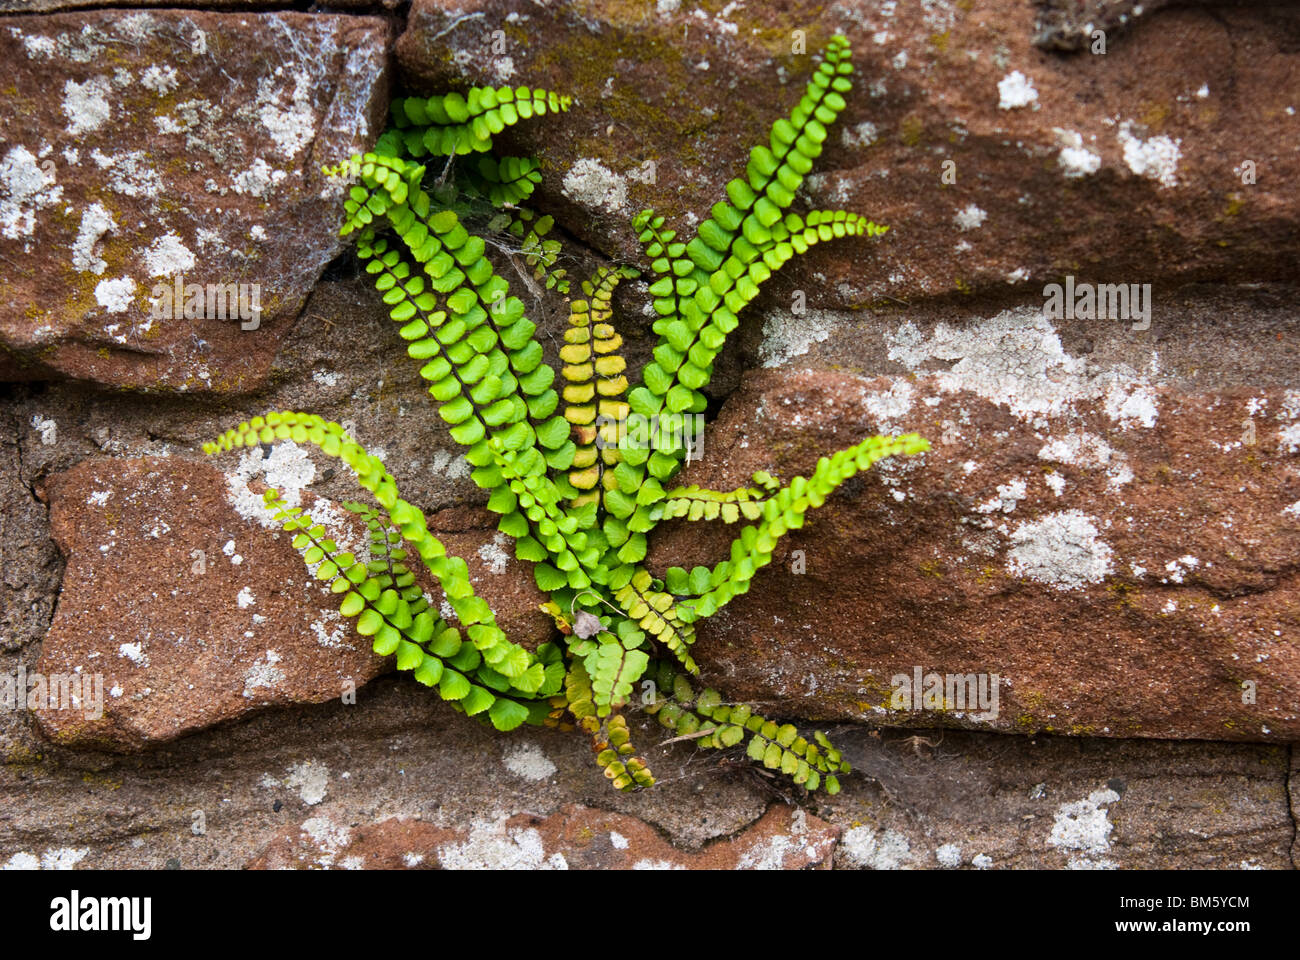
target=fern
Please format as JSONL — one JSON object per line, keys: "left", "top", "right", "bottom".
{"left": 204, "top": 36, "right": 926, "bottom": 794}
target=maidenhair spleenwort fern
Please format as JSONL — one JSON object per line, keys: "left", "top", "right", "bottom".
{"left": 204, "top": 36, "right": 929, "bottom": 793}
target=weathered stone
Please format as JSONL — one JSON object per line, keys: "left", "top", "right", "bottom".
{"left": 650, "top": 293, "right": 1300, "bottom": 742}
{"left": 1, "top": 672, "right": 1290, "bottom": 869}
{"left": 248, "top": 802, "right": 837, "bottom": 869}
{"left": 0, "top": 10, "right": 391, "bottom": 390}
{"left": 0, "top": 399, "right": 62, "bottom": 652}
{"left": 30, "top": 442, "right": 554, "bottom": 749}
{"left": 820, "top": 727, "right": 1294, "bottom": 869}
{"left": 427, "top": 504, "right": 554, "bottom": 648}
{"left": 1032, "top": 0, "right": 1231, "bottom": 52}
{"left": 0, "top": 0, "right": 398, "bottom": 11}
{"left": 31, "top": 456, "right": 390, "bottom": 748}
{"left": 397, "top": 0, "right": 1298, "bottom": 306}
{"left": 0, "top": 0, "right": 1294, "bottom": 874}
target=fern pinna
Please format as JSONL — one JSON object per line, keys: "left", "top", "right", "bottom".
{"left": 204, "top": 36, "right": 928, "bottom": 793}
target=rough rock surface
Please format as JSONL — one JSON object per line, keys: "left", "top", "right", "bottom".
{"left": 1, "top": 675, "right": 1293, "bottom": 869}
{"left": 31, "top": 456, "right": 389, "bottom": 748}
{"left": 398, "top": 0, "right": 1299, "bottom": 307}
{"left": 0, "top": 10, "right": 391, "bottom": 389}
{"left": 30, "top": 445, "right": 554, "bottom": 749}
{"left": 651, "top": 287, "right": 1300, "bottom": 742}
{"left": 0, "top": 0, "right": 1296, "bottom": 868}
{"left": 249, "top": 802, "right": 837, "bottom": 870}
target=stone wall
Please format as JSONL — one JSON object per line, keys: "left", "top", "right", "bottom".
{"left": 1, "top": 0, "right": 1296, "bottom": 868}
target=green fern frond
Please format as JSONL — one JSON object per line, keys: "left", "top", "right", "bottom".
{"left": 563, "top": 659, "right": 656, "bottom": 790}
{"left": 388, "top": 86, "right": 573, "bottom": 157}
{"left": 657, "top": 469, "right": 782, "bottom": 524}
{"left": 644, "top": 660, "right": 849, "bottom": 792}
{"left": 462, "top": 154, "right": 544, "bottom": 207}
{"left": 629, "top": 34, "right": 867, "bottom": 442}
{"left": 562, "top": 266, "right": 636, "bottom": 503}
{"left": 613, "top": 568, "right": 698, "bottom": 675}
{"left": 678, "top": 433, "right": 930, "bottom": 624}
{"left": 507, "top": 210, "right": 571, "bottom": 293}
{"left": 257, "top": 485, "right": 550, "bottom": 731}
{"left": 203, "top": 414, "right": 551, "bottom": 703}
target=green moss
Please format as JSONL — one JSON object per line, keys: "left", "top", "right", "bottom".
{"left": 899, "top": 115, "right": 925, "bottom": 148}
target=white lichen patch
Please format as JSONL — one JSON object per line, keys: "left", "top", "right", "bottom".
{"left": 502, "top": 742, "right": 556, "bottom": 781}
{"left": 1054, "top": 128, "right": 1101, "bottom": 178}
{"left": 860, "top": 379, "right": 916, "bottom": 425}
{"left": 561, "top": 158, "right": 628, "bottom": 214}
{"left": 310, "top": 608, "right": 349, "bottom": 649}
{"left": 1038, "top": 431, "right": 1112, "bottom": 468}
{"left": 243, "top": 649, "right": 284, "bottom": 698}
{"left": 2, "top": 847, "right": 89, "bottom": 870}
{"left": 477, "top": 532, "right": 511, "bottom": 575}
{"left": 94, "top": 276, "right": 136, "bottom": 313}
{"left": 1103, "top": 379, "right": 1158, "bottom": 430}
{"left": 154, "top": 98, "right": 222, "bottom": 145}
{"left": 297, "top": 816, "right": 350, "bottom": 867}
{"left": 141, "top": 232, "right": 195, "bottom": 276}
{"left": 257, "top": 70, "right": 318, "bottom": 159}
{"left": 1117, "top": 121, "right": 1181, "bottom": 188}
{"left": 62, "top": 76, "right": 112, "bottom": 135}
{"left": 997, "top": 70, "right": 1038, "bottom": 110}
{"left": 953, "top": 203, "right": 986, "bottom": 231}
{"left": 236, "top": 586, "right": 256, "bottom": 609}
{"left": 90, "top": 149, "right": 164, "bottom": 199}
{"left": 140, "top": 64, "right": 179, "bottom": 95}
{"left": 1, "top": 145, "right": 63, "bottom": 240}
{"left": 224, "top": 440, "right": 317, "bottom": 525}
{"left": 113, "top": 13, "right": 158, "bottom": 42}
{"left": 935, "top": 843, "right": 962, "bottom": 868}
{"left": 1006, "top": 511, "right": 1113, "bottom": 591}
{"left": 285, "top": 761, "right": 330, "bottom": 806}
{"left": 16, "top": 33, "right": 57, "bottom": 60}
{"left": 842, "top": 120, "right": 879, "bottom": 148}
{"left": 1161, "top": 555, "right": 1201, "bottom": 585}
{"left": 1038, "top": 431, "right": 1134, "bottom": 488}
{"left": 735, "top": 809, "right": 835, "bottom": 870}
{"left": 886, "top": 308, "right": 1159, "bottom": 430}
{"left": 759, "top": 309, "right": 835, "bottom": 367}
{"left": 231, "top": 157, "right": 287, "bottom": 198}
{"left": 438, "top": 814, "right": 568, "bottom": 870}
{"left": 977, "top": 478, "right": 1027, "bottom": 514}
{"left": 839, "top": 825, "right": 912, "bottom": 869}
{"left": 30, "top": 414, "right": 58, "bottom": 445}
{"left": 72, "top": 203, "right": 117, "bottom": 274}
{"left": 117, "top": 640, "right": 147, "bottom": 666}
{"left": 1048, "top": 787, "right": 1121, "bottom": 866}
